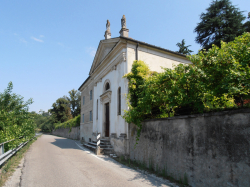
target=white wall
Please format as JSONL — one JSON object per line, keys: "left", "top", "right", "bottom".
{"left": 127, "top": 43, "right": 191, "bottom": 74}
{"left": 91, "top": 42, "right": 191, "bottom": 140}
{"left": 93, "top": 60, "right": 128, "bottom": 138}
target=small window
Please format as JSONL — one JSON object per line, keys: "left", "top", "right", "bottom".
{"left": 90, "top": 111, "right": 92, "bottom": 121}
{"left": 90, "top": 90, "right": 92, "bottom": 100}
{"left": 96, "top": 100, "right": 98, "bottom": 119}
{"left": 105, "top": 83, "right": 110, "bottom": 90}
{"left": 82, "top": 114, "right": 84, "bottom": 123}
{"left": 118, "top": 87, "right": 121, "bottom": 115}
{"left": 83, "top": 96, "right": 85, "bottom": 105}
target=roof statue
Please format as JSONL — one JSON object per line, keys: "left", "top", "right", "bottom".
{"left": 119, "top": 15, "right": 129, "bottom": 37}
{"left": 121, "top": 15, "right": 126, "bottom": 28}
{"left": 106, "top": 20, "right": 110, "bottom": 31}
{"left": 104, "top": 20, "right": 111, "bottom": 39}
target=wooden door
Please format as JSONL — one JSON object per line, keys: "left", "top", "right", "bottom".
{"left": 105, "top": 103, "right": 110, "bottom": 137}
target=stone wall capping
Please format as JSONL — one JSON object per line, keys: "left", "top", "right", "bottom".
{"left": 119, "top": 133, "right": 127, "bottom": 138}
{"left": 143, "top": 108, "right": 250, "bottom": 122}
{"left": 111, "top": 133, "right": 117, "bottom": 138}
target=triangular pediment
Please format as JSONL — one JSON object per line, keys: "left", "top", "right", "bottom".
{"left": 89, "top": 38, "right": 120, "bottom": 75}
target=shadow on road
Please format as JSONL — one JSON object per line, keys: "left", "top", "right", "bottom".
{"left": 50, "top": 138, "right": 80, "bottom": 150}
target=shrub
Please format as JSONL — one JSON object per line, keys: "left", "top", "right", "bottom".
{"left": 55, "top": 115, "right": 80, "bottom": 130}
{"left": 123, "top": 33, "right": 250, "bottom": 141}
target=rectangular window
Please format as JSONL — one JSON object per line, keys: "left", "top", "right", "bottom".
{"left": 96, "top": 100, "right": 98, "bottom": 120}
{"left": 82, "top": 114, "right": 84, "bottom": 123}
{"left": 90, "top": 90, "right": 92, "bottom": 100}
{"left": 90, "top": 111, "right": 92, "bottom": 121}
{"left": 83, "top": 96, "right": 85, "bottom": 105}
{"left": 118, "top": 87, "right": 121, "bottom": 115}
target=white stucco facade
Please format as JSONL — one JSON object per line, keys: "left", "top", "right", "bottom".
{"left": 79, "top": 30, "right": 191, "bottom": 155}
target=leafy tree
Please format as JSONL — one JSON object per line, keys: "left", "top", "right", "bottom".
{"left": 64, "top": 89, "right": 81, "bottom": 117}
{"left": 39, "top": 115, "right": 55, "bottom": 132}
{"left": 243, "top": 12, "right": 250, "bottom": 32}
{"left": 189, "top": 32, "right": 250, "bottom": 107}
{"left": 0, "top": 82, "right": 35, "bottom": 149}
{"left": 123, "top": 33, "right": 250, "bottom": 141}
{"left": 31, "top": 110, "right": 53, "bottom": 132}
{"left": 176, "top": 39, "right": 193, "bottom": 55}
{"left": 49, "top": 98, "right": 72, "bottom": 124}
{"left": 194, "top": 0, "right": 246, "bottom": 49}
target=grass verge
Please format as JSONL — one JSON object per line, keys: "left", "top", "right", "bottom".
{"left": 0, "top": 137, "right": 39, "bottom": 187}
{"left": 113, "top": 156, "right": 190, "bottom": 187}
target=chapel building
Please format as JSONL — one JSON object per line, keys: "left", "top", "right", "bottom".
{"left": 78, "top": 15, "right": 191, "bottom": 156}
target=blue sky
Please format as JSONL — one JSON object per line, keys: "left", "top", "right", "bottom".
{"left": 1, "top": 0, "right": 249, "bottom": 113}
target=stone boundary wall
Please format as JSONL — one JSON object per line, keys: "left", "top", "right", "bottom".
{"left": 52, "top": 126, "right": 80, "bottom": 140}
{"left": 129, "top": 109, "right": 250, "bottom": 187}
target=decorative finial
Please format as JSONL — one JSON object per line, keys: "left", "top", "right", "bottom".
{"left": 119, "top": 15, "right": 129, "bottom": 37}
{"left": 104, "top": 19, "right": 111, "bottom": 39}
{"left": 106, "top": 20, "right": 110, "bottom": 31}
{"left": 121, "top": 15, "right": 126, "bottom": 29}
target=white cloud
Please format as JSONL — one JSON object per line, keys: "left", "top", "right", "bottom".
{"left": 86, "top": 47, "right": 96, "bottom": 57}
{"left": 20, "top": 38, "right": 27, "bottom": 43}
{"left": 39, "top": 35, "right": 44, "bottom": 38}
{"left": 57, "top": 42, "right": 64, "bottom": 47}
{"left": 31, "top": 36, "right": 44, "bottom": 43}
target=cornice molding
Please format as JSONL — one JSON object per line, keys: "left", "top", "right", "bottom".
{"left": 100, "top": 90, "right": 112, "bottom": 104}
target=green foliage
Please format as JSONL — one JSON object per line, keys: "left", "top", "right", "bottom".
{"left": 123, "top": 33, "right": 250, "bottom": 141}
{"left": 183, "top": 173, "right": 188, "bottom": 185}
{"left": 49, "top": 98, "right": 72, "bottom": 124}
{"left": 0, "top": 82, "right": 35, "bottom": 149}
{"left": 194, "top": 0, "right": 246, "bottom": 49}
{"left": 64, "top": 89, "right": 81, "bottom": 118}
{"left": 243, "top": 12, "right": 250, "bottom": 33}
{"left": 123, "top": 60, "right": 151, "bottom": 108}
{"left": 123, "top": 60, "right": 152, "bottom": 142}
{"left": 189, "top": 32, "right": 250, "bottom": 107}
{"left": 30, "top": 110, "right": 53, "bottom": 132}
{"left": 33, "top": 88, "right": 81, "bottom": 132}
{"left": 176, "top": 39, "right": 193, "bottom": 55}
{"left": 55, "top": 115, "right": 80, "bottom": 130}
{"left": 31, "top": 110, "right": 58, "bottom": 133}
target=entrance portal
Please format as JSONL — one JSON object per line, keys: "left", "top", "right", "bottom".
{"left": 105, "top": 103, "right": 110, "bottom": 137}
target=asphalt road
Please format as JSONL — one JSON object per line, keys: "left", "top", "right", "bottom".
{"left": 20, "top": 135, "right": 177, "bottom": 187}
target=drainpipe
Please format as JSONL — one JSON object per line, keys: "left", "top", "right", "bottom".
{"left": 136, "top": 43, "right": 139, "bottom": 61}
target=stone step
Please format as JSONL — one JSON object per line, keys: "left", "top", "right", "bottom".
{"left": 100, "top": 145, "right": 113, "bottom": 149}
{"left": 88, "top": 142, "right": 97, "bottom": 146}
{"left": 83, "top": 140, "right": 114, "bottom": 156}
{"left": 83, "top": 143, "right": 96, "bottom": 149}
{"left": 100, "top": 141, "right": 111, "bottom": 145}
{"left": 100, "top": 139, "right": 110, "bottom": 142}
